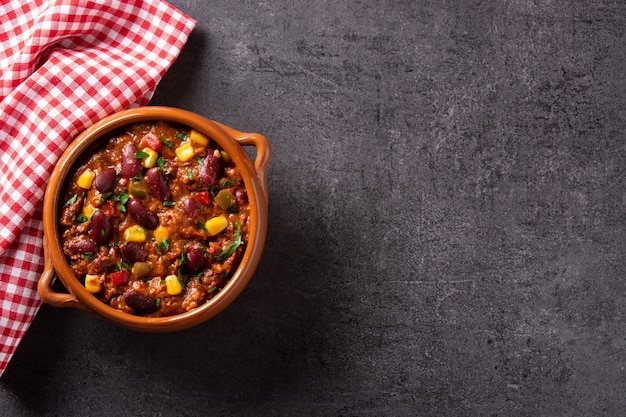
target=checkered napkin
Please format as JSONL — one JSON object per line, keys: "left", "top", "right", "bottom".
{"left": 0, "top": 0, "right": 196, "bottom": 377}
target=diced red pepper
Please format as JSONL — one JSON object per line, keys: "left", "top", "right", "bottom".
{"left": 110, "top": 270, "right": 130, "bottom": 286}
{"left": 105, "top": 199, "right": 119, "bottom": 217}
{"left": 196, "top": 190, "right": 211, "bottom": 206}
{"left": 143, "top": 132, "right": 162, "bottom": 151}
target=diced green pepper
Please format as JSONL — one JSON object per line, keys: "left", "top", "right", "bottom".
{"left": 214, "top": 189, "right": 235, "bottom": 210}
{"left": 128, "top": 180, "right": 148, "bottom": 199}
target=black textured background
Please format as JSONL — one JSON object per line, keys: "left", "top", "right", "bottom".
{"left": 2, "top": 1, "right": 626, "bottom": 416}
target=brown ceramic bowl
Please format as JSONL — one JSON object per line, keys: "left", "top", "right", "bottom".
{"left": 37, "top": 106, "right": 271, "bottom": 332}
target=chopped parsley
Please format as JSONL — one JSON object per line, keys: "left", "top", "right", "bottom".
{"left": 221, "top": 179, "right": 237, "bottom": 187}
{"left": 162, "top": 201, "right": 176, "bottom": 207}
{"left": 217, "top": 221, "right": 242, "bottom": 261}
{"left": 134, "top": 150, "right": 150, "bottom": 159}
{"left": 157, "top": 156, "right": 166, "bottom": 175}
{"left": 155, "top": 239, "right": 170, "bottom": 256}
{"left": 175, "top": 132, "right": 188, "bottom": 141}
{"left": 196, "top": 222, "right": 208, "bottom": 233}
{"left": 65, "top": 194, "right": 78, "bottom": 206}
{"left": 116, "top": 192, "right": 129, "bottom": 213}
{"left": 159, "top": 136, "right": 174, "bottom": 148}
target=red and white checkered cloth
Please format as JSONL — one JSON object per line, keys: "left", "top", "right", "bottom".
{"left": 0, "top": 0, "right": 196, "bottom": 377}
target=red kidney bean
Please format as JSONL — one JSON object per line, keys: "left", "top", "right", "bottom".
{"left": 145, "top": 167, "right": 172, "bottom": 201}
{"left": 235, "top": 188, "right": 247, "bottom": 202}
{"left": 120, "top": 242, "right": 148, "bottom": 262}
{"left": 182, "top": 197, "right": 200, "bottom": 218}
{"left": 127, "top": 199, "right": 159, "bottom": 229}
{"left": 121, "top": 143, "right": 141, "bottom": 179}
{"left": 90, "top": 210, "right": 111, "bottom": 245}
{"left": 124, "top": 290, "right": 157, "bottom": 314}
{"left": 94, "top": 168, "right": 117, "bottom": 192}
{"left": 185, "top": 245, "right": 205, "bottom": 274}
{"left": 67, "top": 238, "right": 97, "bottom": 254}
{"left": 198, "top": 152, "right": 220, "bottom": 186}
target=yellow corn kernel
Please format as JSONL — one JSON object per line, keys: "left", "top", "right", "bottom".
{"left": 82, "top": 204, "right": 95, "bottom": 219}
{"left": 154, "top": 225, "right": 169, "bottom": 242}
{"left": 77, "top": 168, "right": 95, "bottom": 189}
{"left": 175, "top": 142, "right": 195, "bottom": 162}
{"left": 164, "top": 275, "right": 183, "bottom": 295}
{"left": 123, "top": 225, "right": 146, "bottom": 243}
{"left": 220, "top": 151, "right": 231, "bottom": 163}
{"left": 189, "top": 129, "right": 209, "bottom": 147}
{"left": 205, "top": 215, "right": 228, "bottom": 236}
{"left": 84, "top": 274, "right": 102, "bottom": 293}
{"left": 141, "top": 147, "right": 158, "bottom": 168}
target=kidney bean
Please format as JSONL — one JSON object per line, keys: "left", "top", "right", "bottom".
{"left": 120, "top": 242, "right": 148, "bottom": 262}
{"left": 235, "top": 188, "right": 248, "bottom": 203}
{"left": 186, "top": 245, "right": 205, "bottom": 274}
{"left": 67, "top": 238, "right": 97, "bottom": 254}
{"left": 198, "top": 152, "right": 220, "bottom": 186}
{"left": 145, "top": 167, "right": 172, "bottom": 201}
{"left": 90, "top": 210, "right": 111, "bottom": 245}
{"left": 182, "top": 197, "right": 200, "bottom": 218}
{"left": 94, "top": 168, "right": 117, "bottom": 192}
{"left": 121, "top": 143, "right": 141, "bottom": 179}
{"left": 127, "top": 199, "right": 159, "bottom": 229}
{"left": 124, "top": 290, "right": 157, "bottom": 314}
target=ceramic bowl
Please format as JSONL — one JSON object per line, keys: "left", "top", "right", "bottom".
{"left": 37, "top": 106, "right": 271, "bottom": 332}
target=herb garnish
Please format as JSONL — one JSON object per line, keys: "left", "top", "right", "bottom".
{"left": 217, "top": 221, "right": 242, "bottom": 261}
{"left": 157, "top": 156, "right": 166, "bottom": 175}
{"left": 155, "top": 239, "right": 170, "bottom": 256}
{"left": 65, "top": 194, "right": 78, "bottom": 206}
{"left": 196, "top": 222, "right": 208, "bottom": 233}
{"left": 134, "top": 150, "right": 150, "bottom": 159}
{"left": 116, "top": 192, "right": 129, "bottom": 213}
{"left": 159, "top": 136, "right": 174, "bottom": 148}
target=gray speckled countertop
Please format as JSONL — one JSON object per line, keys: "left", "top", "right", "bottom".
{"left": 2, "top": 1, "right": 626, "bottom": 416}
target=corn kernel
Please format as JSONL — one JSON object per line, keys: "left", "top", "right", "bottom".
{"left": 77, "top": 168, "right": 95, "bottom": 189}
{"left": 189, "top": 129, "right": 209, "bottom": 147}
{"left": 164, "top": 275, "right": 183, "bottom": 295}
{"left": 205, "top": 215, "right": 228, "bottom": 236}
{"left": 175, "top": 142, "right": 195, "bottom": 162}
{"left": 141, "top": 147, "right": 158, "bottom": 168}
{"left": 154, "top": 225, "right": 169, "bottom": 242}
{"left": 84, "top": 274, "right": 102, "bottom": 293}
{"left": 123, "top": 225, "right": 146, "bottom": 242}
{"left": 220, "top": 151, "right": 231, "bottom": 163}
{"left": 82, "top": 204, "right": 95, "bottom": 219}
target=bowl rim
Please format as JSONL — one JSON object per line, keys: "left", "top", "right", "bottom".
{"left": 41, "top": 106, "right": 269, "bottom": 332}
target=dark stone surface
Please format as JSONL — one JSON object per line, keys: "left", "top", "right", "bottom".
{"left": 2, "top": 1, "right": 626, "bottom": 416}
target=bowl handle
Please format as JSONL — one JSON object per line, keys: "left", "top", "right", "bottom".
{"left": 213, "top": 122, "right": 271, "bottom": 203}
{"left": 37, "top": 251, "right": 87, "bottom": 311}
